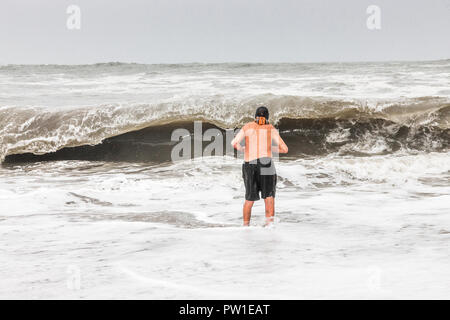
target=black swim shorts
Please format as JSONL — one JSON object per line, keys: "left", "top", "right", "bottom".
{"left": 242, "top": 157, "right": 277, "bottom": 201}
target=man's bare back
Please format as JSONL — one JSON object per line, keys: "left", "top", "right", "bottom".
{"left": 231, "top": 121, "right": 288, "bottom": 161}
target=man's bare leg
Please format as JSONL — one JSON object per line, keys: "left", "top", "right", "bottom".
{"left": 243, "top": 200, "right": 254, "bottom": 226}
{"left": 264, "top": 196, "right": 275, "bottom": 226}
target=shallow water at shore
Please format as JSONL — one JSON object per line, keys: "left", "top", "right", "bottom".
{"left": 1, "top": 154, "right": 448, "bottom": 299}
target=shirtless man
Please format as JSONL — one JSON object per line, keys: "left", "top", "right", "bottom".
{"left": 231, "top": 106, "right": 288, "bottom": 226}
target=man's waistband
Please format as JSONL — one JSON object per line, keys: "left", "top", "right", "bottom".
{"left": 244, "top": 157, "right": 273, "bottom": 165}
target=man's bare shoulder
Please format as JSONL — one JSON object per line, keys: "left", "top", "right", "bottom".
{"left": 242, "top": 121, "right": 256, "bottom": 130}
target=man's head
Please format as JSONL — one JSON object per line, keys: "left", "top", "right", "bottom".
{"left": 255, "top": 106, "right": 269, "bottom": 124}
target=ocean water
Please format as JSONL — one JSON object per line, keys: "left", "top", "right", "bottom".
{"left": 0, "top": 61, "right": 449, "bottom": 299}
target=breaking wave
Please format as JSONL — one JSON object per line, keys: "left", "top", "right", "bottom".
{"left": 1, "top": 95, "right": 449, "bottom": 163}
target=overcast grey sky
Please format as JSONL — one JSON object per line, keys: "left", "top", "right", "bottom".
{"left": 0, "top": 0, "right": 449, "bottom": 64}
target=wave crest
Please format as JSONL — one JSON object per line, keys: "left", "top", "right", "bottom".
{"left": 1, "top": 95, "right": 449, "bottom": 162}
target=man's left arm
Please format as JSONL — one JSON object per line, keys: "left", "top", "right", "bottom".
{"left": 231, "top": 128, "right": 245, "bottom": 151}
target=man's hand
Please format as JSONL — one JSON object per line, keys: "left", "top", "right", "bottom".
{"left": 233, "top": 142, "right": 244, "bottom": 152}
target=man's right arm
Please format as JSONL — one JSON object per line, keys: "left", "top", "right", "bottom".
{"left": 271, "top": 126, "right": 288, "bottom": 153}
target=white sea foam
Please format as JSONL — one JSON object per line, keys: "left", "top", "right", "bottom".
{"left": 0, "top": 153, "right": 448, "bottom": 298}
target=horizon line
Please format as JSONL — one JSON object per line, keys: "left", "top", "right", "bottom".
{"left": 1, "top": 58, "right": 449, "bottom": 67}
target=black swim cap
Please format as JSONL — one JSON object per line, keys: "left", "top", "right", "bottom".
{"left": 255, "top": 106, "right": 269, "bottom": 120}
